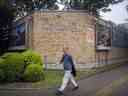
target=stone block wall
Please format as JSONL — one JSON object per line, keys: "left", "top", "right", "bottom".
{"left": 31, "top": 11, "right": 96, "bottom": 64}
{"left": 27, "top": 10, "right": 128, "bottom": 66}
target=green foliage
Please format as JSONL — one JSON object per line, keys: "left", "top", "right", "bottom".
{"left": 23, "top": 64, "right": 44, "bottom": 82}
{"left": 1, "top": 52, "right": 25, "bottom": 81}
{"left": 0, "top": 63, "right": 16, "bottom": 82}
{"left": 3, "top": 53, "right": 25, "bottom": 73}
{"left": 12, "top": 0, "right": 58, "bottom": 17}
{"left": 0, "top": 0, "right": 10, "bottom": 7}
{"left": 22, "top": 50, "right": 43, "bottom": 66}
{"left": 0, "top": 69, "right": 5, "bottom": 82}
{"left": 2, "top": 52, "right": 24, "bottom": 64}
{"left": 11, "top": 0, "right": 124, "bottom": 17}
{"left": 5, "top": 70, "right": 17, "bottom": 82}
{"left": 0, "top": 58, "right": 5, "bottom": 69}
{"left": 70, "top": 0, "right": 124, "bottom": 14}
{"left": 0, "top": 58, "right": 5, "bottom": 81}
{"left": 0, "top": 50, "right": 43, "bottom": 82}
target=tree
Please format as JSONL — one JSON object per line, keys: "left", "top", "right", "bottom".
{"left": 69, "top": 0, "right": 124, "bottom": 15}
{"left": 0, "top": 0, "right": 14, "bottom": 54}
{"left": 125, "top": 4, "right": 128, "bottom": 22}
{"left": 11, "top": 0, "right": 124, "bottom": 18}
{"left": 115, "top": 24, "right": 128, "bottom": 47}
{"left": 11, "top": 0, "right": 58, "bottom": 18}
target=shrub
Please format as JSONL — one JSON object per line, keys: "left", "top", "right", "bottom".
{"left": 0, "top": 58, "right": 5, "bottom": 69}
{"left": 2, "top": 52, "right": 24, "bottom": 64}
{"left": 2, "top": 52, "right": 25, "bottom": 81}
{"left": 5, "top": 70, "right": 17, "bottom": 82}
{"left": 22, "top": 50, "right": 43, "bottom": 66}
{"left": 0, "top": 58, "right": 5, "bottom": 82}
{"left": 0, "top": 69, "right": 5, "bottom": 82}
{"left": 0, "top": 63, "right": 16, "bottom": 82}
{"left": 23, "top": 64, "right": 44, "bottom": 82}
{"left": 0, "top": 50, "right": 43, "bottom": 82}
{"left": 1, "top": 53, "right": 13, "bottom": 58}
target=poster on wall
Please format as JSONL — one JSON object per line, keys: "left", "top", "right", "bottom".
{"left": 15, "top": 23, "right": 25, "bottom": 46}
{"left": 96, "top": 20, "right": 112, "bottom": 50}
{"left": 9, "top": 23, "right": 26, "bottom": 50}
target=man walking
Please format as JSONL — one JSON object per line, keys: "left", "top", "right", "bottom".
{"left": 56, "top": 47, "right": 79, "bottom": 95}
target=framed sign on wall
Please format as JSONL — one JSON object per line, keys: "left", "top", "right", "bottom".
{"left": 96, "top": 20, "right": 112, "bottom": 51}
{"left": 9, "top": 20, "right": 27, "bottom": 50}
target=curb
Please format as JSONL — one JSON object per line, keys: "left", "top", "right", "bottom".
{"left": 0, "top": 86, "right": 56, "bottom": 90}
{"left": 0, "top": 88, "right": 42, "bottom": 90}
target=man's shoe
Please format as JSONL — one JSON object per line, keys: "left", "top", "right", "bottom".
{"left": 72, "top": 86, "right": 79, "bottom": 91}
{"left": 56, "top": 90, "right": 64, "bottom": 96}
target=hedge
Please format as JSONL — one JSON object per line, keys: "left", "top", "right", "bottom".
{"left": 23, "top": 64, "right": 44, "bottom": 82}
{"left": 0, "top": 50, "right": 44, "bottom": 82}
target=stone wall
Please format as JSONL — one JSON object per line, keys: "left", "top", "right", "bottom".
{"left": 95, "top": 47, "right": 128, "bottom": 66}
{"left": 31, "top": 11, "right": 96, "bottom": 64}
{"left": 29, "top": 11, "right": 128, "bottom": 67}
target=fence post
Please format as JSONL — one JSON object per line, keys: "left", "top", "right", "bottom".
{"left": 44, "top": 55, "right": 48, "bottom": 70}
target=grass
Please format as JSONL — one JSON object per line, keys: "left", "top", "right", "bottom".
{"left": 32, "top": 69, "right": 96, "bottom": 88}
{"left": 32, "top": 70, "right": 63, "bottom": 88}
{"left": 32, "top": 63, "right": 124, "bottom": 88}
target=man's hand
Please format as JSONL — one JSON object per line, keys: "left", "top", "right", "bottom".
{"left": 56, "top": 62, "right": 61, "bottom": 65}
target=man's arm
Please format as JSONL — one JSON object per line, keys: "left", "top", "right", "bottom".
{"left": 59, "top": 54, "right": 64, "bottom": 64}
{"left": 69, "top": 55, "right": 74, "bottom": 65}
{"left": 69, "top": 55, "right": 77, "bottom": 77}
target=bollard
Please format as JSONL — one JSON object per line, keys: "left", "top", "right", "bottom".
{"left": 44, "top": 55, "right": 48, "bottom": 70}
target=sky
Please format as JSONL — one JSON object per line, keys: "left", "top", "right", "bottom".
{"left": 56, "top": 0, "right": 128, "bottom": 24}
{"left": 100, "top": 0, "right": 128, "bottom": 24}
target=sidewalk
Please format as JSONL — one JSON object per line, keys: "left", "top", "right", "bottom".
{"left": 65, "top": 64, "right": 128, "bottom": 96}
{"left": 112, "top": 80, "right": 128, "bottom": 96}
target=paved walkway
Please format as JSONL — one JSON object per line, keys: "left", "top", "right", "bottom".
{"left": 1, "top": 64, "right": 128, "bottom": 96}
{"left": 65, "top": 64, "right": 128, "bottom": 96}
{"left": 113, "top": 81, "right": 128, "bottom": 96}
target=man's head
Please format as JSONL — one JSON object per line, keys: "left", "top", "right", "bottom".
{"left": 63, "top": 47, "right": 69, "bottom": 54}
